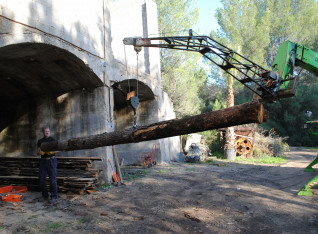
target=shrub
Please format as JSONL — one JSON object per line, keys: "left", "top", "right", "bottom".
{"left": 196, "top": 127, "right": 289, "bottom": 159}
{"left": 199, "top": 130, "right": 224, "bottom": 158}
{"left": 254, "top": 127, "right": 289, "bottom": 157}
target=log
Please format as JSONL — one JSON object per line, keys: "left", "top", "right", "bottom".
{"left": 41, "top": 101, "right": 268, "bottom": 152}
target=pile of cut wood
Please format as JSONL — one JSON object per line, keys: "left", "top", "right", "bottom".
{"left": 0, "top": 157, "right": 101, "bottom": 194}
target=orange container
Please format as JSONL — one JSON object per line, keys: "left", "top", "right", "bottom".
{"left": 11, "top": 186, "right": 28, "bottom": 193}
{"left": 2, "top": 194, "right": 22, "bottom": 202}
{"left": 0, "top": 185, "right": 13, "bottom": 193}
{"left": 0, "top": 185, "right": 27, "bottom": 203}
{"left": 0, "top": 186, "right": 27, "bottom": 194}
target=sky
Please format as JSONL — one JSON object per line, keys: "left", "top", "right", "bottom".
{"left": 192, "top": 0, "right": 223, "bottom": 75}
{"left": 193, "top": 0, "right": 223, "bottom": 35}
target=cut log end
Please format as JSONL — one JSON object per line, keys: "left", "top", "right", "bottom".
{"left": 257, "top": 102, "right": 267, "bottom": 124}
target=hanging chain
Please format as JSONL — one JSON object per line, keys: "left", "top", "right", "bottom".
{"left": 124, "top": 44, "right": 136, "bottom": 129}
{"left": 136, "top": 51, "right": 139, "bottom": 97}
{"left": 123, "top": 45, "right": 131, "bottom": 93}
{"left": 132, "top": 50, "right": 140, "bottom": 129}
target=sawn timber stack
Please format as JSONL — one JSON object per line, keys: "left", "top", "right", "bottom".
{"left": 41, "top": 101, "right": 268, "bottom": 152}
{"left": 0, "top": 157, "right": 101, "bottom": 194}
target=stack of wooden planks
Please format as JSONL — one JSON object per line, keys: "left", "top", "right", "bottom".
{"left": 0, "top": 157, "right": 102, "bottom": 194}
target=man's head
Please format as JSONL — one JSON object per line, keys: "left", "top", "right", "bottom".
{"left": 42, "top": 127, "right": 50, "bottom": 138}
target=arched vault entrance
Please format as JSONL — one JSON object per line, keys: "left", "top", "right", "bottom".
{"left": 0, "top": 42, "right": 109, "bottom": 181}
{"left": 112, "top": 79, "right": 155, "bottom": 111}
{"left": 0, "top": 42, "right": 103, "bottom": 102}
{"left": 112, "top": 79, "right": 161, "bottom": 165}
{"left": 0, "top": 42, "right": 104, "bottom": 131}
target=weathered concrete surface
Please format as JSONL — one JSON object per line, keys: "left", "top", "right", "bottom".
{"left": 113, "top": 91, "right": 181, "bottom": 165}
{"left": 0, "top": 0, "right": 182, "bottom": 182}
{"left": 159, "top": 92, "right": 184, "bottom": 162}
{"left": 0, "top": 0, "right": 108, "bottom": 81}
{"left": 114, "top": 99, "right": 162, "bottom": 165}
{"left": 109, "top": 0, "right": 161, "bottom": 80}
{"left": 109, "top": 0, "right": 182, "bottom": 165}
{"left": 0, "top": 87, "right": 109, "bottom": 156}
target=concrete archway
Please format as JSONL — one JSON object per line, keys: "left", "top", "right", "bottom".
{"left": 0, "top": 42, "right": 103, "bottom": 102}
{"left": 0, "top": 42, "right": 109, "bottom": 158}
{"left": 112, "top": 79, "right": 163, "bottom": 165}
{"left": 112, "top": 79, "right": 155, "bottom": 111}
{"left": 0, "top": 42, "right": 104, "bottom": 131}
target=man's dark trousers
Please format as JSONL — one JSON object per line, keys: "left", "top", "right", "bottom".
{"left": 39, "top": 157, "right": 58, "bottom": 199}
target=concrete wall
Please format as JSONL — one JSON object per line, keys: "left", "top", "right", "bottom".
{"left": 110, "top": 0, "right": 182, "bottom": 166}
{"left": 114, "top": 98, "right": 161, "bottom": 165}
{"left": 109, "top": 0, "right": 160, "bottom": 80}
{"left": 0, "top": 0, "right": 108, "bottom": 80}
{"left": 0, "top": 0, "right": 182, "bottom": 182}
{"left": 2, "top": 0, "right": 104, "bottom": 55}
{"left": 160, "top": 92, "right": 183, "bottom": 162}
{"left": 108, "top": 0, "right": 162, "bottom": 104}
{"left": 0, "top": 0, "right": 114, "bottom": 182}
{"left": 113, "top": 93, "right": 182, "bottom": 165}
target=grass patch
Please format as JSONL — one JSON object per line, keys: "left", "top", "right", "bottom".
{"left": 77, "top": 218, "right": 84, "bottom": 224}
{"left": 158, "top": 170, "right": 170, "bottom": 173}
{"left": 48, "top": 223, "right": 61, "bottom": 229}
{"left": 122, "top": 171, "right": 139, "bottom": 181}
{"left": 28, "top": 214, "right": 40, "bottom": 220}
{"left": 100, "top": 183, "right": 111, "bottom": 189}
{"left": 40, "top": 222, "right": 62, "bottom": 233}
{"left": 185, "top": 167, "right": 196, "bottom": 171}
{"left": 142, "top": 170, "right": 151, "bottom": 175}
{"left": 77, "top": 217, "right": 93, "bottom": 224}
{"left": 201, "top": 158, "right": 215, "bottom": 164}
{"left": 236, "top": 155, "right": 286, "bottom": 164}
{"left": 122, "top": 169, "right": 151, "bottom": 182}
{"left": 311, "top": 147, "right": 318, "bottom": 150}
{"left": 212, "top": 151, "right": 224, "bottom": 159}
{"left": 205, "top": 158, "right": 215, "bottom": 163}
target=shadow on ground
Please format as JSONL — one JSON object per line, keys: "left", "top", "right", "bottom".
{"left": 1, "top": 147, "right": 318, "bottom": 233}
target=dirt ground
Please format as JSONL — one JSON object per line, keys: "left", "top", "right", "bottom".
{"left": 1, "top": 147, "right": 318, "bottom": 233}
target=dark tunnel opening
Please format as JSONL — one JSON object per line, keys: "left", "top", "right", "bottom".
{"left": 0, "top": 42, "right": 104, "bottom": 131}
{"left": 112, "top": 79, "right": 155, "bottom": 111}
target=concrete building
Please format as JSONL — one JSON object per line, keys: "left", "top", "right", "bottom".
{"left": 0, "top": 0, "right": 182, "bottom": 182}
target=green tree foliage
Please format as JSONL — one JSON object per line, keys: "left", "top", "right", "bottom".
{"left": 208, "top": 0, "right": 318, "bottom": 146}
{"left": 216, "top": 1, "right": 271, "bottom": 65}
{"left": 154, "top": 0, "right": 207, "bottom": 117}
{"left": 161, "top": 53, "right": 206, "bottom": 117}
{"left": 155, "top": 0, "right": 198, "bottom": 35}
{"left": 264, "top": 74, "right": 318, "bottom": 146}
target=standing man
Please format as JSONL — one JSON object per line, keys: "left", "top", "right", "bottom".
{"left": 37, "top": 127, "right": 58, "bottom": 201}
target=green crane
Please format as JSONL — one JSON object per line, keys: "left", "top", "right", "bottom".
{"left": 123, "top": 30, "right": 318, "bottom": 196}
{"left": 271, "top": 41, "right": 318, "bottom": 94}
{"left": 298, "top": 112, "right": 318, "bottom": 196}
{"left": 123, "top": 30, "right": 318, "bottom": 103}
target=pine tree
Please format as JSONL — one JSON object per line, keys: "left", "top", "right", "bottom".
{"left": 214, "top": 0, "right": 318, "bottom": 146}
{"left": 154, "top": 0, "right": 207, "bottom": 117}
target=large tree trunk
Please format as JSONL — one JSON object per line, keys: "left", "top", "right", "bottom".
{"left": 41, "top": 101, "right": 268, "bottom": 152}
{"left": 225, "top": 80, "right": 235, "bottom": 149}
{"left": 224, "top": 45, "right": 240, "bottom": 160}
{"left": 224, "top": 75, "right": 236, "bottom": 160}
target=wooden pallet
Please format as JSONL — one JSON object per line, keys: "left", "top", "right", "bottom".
{"left": 0, "top": 157, "right": 102, "bottom": 194}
